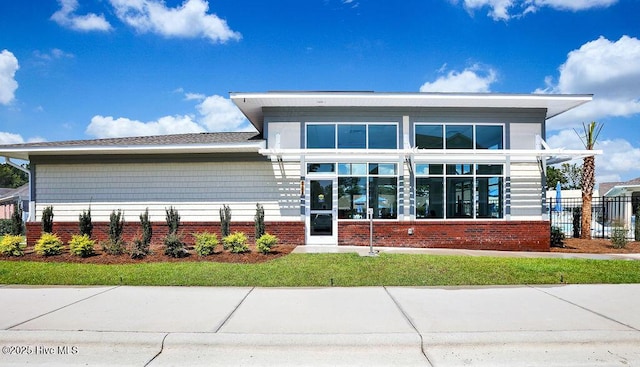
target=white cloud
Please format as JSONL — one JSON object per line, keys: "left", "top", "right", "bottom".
{"left": 109, "top": 0, "right": 241, "bottom": 43}
{"left": 547, "top": 129, "right": 640, "bottom": 185}
{"left": 51, "top": 0, "right": 112, "bottom": 32}
{"left": 0, "top": 132, "right": 26, "bottom": 145}
{"left": 420, "top": 64, "right": 497, "bottom": 93}
{"left": 542, "top": 36, "right": 640, "bottom": 130}
{"left": 455, "top": 0, "right": 616, "bottom": 20}
{"left": 0, "top": 50, "right": 19, "bottom": 106}
{"left": 85, "top": 94, "right": 253, "bottom": 138}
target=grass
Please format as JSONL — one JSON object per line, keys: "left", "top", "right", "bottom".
{"left": 1, "top": 253, "right": 640, "bottom": 286}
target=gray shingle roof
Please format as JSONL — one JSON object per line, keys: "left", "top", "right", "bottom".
{"left": 0, "top": 132, "right": 262, "bottom": 149}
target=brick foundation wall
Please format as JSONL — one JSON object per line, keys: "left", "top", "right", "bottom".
{"left": 338, "top": 220, "right": 551, "bottom": 252}
{"left": 26, "top": 221, "right": 305, "bottom": 247}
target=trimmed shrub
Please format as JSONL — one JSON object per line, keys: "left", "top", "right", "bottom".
{"left": 140, "top": 208, "right": 152, "bottom": 246}
{"left": 256, "top": 233, "right": 278, "bottom": 254}
{"left": 42, "top": 206, "right": 54, "bottom": 233}
{"left": 611, "top": 220, "right": 628, "bottom": 249}
{"left": 255, "top": 203, "right": 265, "bottom": 240}
{"left": 572, "top": 208, "right": 581, "bottom": 239}
{"left": 165, "top": 206, "right": 180, "bottom": 235}
{"left": 10, "top": 203, "right": 23, "bottom": 235}
{"left": 550, "top": 226, "right": 565, "bottom": 248}
{"left": 164, "top": 233, "right": 188, "bottom": 258}
{"left": 193, "top": 232, "right": 219, "bottom": 256}
{"left": 35, "top": 232, "right": 63, "bottom": 256}
{"left": 69, "top": 234, "right": 95, "bottom": 258}
{"left": 220, "top": 204, "right": 231, "bottom": 238}
{"left": 0, "top": 234, "right": 26, "bottom": 257}
{"left": 109, "top": 210, "right": 125, "bottom": 245}
{"left": 101, "top": 239, "right": 126, "bottom": 256}
{"left": 635, "top": 207, "right": 640, "bottom": 242}
{"left": 79, "top": 208, "right": 93, "bottom": 237}
{"left": 223, "top": 232, "right": 249, "bottom": 253}
{"left": 130, "top": 236, "right": 150, "bottom": 259}
{"left": 0, "top": 219, "right": 12, "bottom": 234}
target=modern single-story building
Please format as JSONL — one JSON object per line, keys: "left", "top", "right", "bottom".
{"left": 0, "top": 91, "right": 599, "bottom": 250}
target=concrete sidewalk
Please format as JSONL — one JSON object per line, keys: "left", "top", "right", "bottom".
{"left": 1, "top": 284, "right": 640, "bottom": 366}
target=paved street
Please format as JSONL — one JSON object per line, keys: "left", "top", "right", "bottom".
{"left": 1, "top": 284, "right": 640, "bottom": 366}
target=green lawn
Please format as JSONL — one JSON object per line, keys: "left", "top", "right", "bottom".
{"left": 1, "top": 253, "right": 639, "bottom": 286}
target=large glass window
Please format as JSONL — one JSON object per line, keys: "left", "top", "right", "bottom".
{"left": 446, "top": 125, "right": 473, "bottom": 149}
{"left": 369, "top": 177, "right": 397, "bottom": 219}
{"left": 338, "top": 125, "right": 366, "bottom": 149}
{"left": 415, "top": 123, "right": 504, "bottom": 150}
{"left": 338, "top": 177, "right": 367, "bottom": 219}
{"left": 369, "top": 124, "right": 398, "bottom": 149}
{"left": 416, "top": 163, "right": 504, "bottom": 219}
{"left": 307, "top": 125, "right": 335, "bottom": 149}
{"left": 476, "top": 125, "right": 503, "bottom": 149}
{"left": 415, "top": 125, "right": 443, "bottom": 149}
{"left": 335, "top": 162, "right": 398, "bottom": 220}
{"left": 307, "top": 123, "right": 398, "bottom": 149}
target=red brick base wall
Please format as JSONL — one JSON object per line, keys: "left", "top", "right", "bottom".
{"left": 338, "top": 220, "right": 551, "bottom": 252}
{"left": 26, "top": 221, "right": 305, "bottom": 247}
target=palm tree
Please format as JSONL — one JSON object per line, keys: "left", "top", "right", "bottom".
{"left": 575, "top": 121, "right": 603, "bottom": 240}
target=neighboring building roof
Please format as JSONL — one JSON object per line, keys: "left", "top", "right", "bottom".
{"left": 0, "top": 183, "right": 29, "bottom": 204}
{"left": 230, "top": 91, "right": 593, "bottom": 133}
{"left": 601, "top": 177, "right": 640, "bottom": 197}
{"left": 0, "top": 132, "right": 264, "bottom": 160}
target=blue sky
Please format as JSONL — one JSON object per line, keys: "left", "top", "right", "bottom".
{"left": 1, "top": 0, "right": 639, "bottom": 186}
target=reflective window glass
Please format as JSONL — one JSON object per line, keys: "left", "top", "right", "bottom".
{"left": 476, "top": 125, "right": 503, "bottom": 149}
{"left": 446, "top": 125, "right": 473, "bottom": 149}
{"left": 369, "top": 177, "right": 397, "bottom": 219}
{"left": 368, "top": 125, "right": 397, "bottom": 149}
{"left": 307, "top": 163, "right": 335, "bottom": 173}
{"left": 416, "top": 177, "right": 444, "bottom": 218}
{"left": 476, "top": 177, "right": 503, "bottom": 218}
{"left": 447, "top": 177, "right": 474, "bottom": 218}
{"left": 477, "top": 164, "right": 503, "bottom": 175}
{"left": 338, "top": 124, "right": 366, "bottom": 149}
{"left": 307, "top": 125, "right": 335, "bottom": 149}
{"left": 369, "top": 163, "right": 397, "bottom": 175}
{"left": 338, "top": 177, "right": 367, "bottom": 219}
{"left": 415, "top": 125, "right": 443, "bottom": 149}
{"left": 416, "top": 164, "right": 443, "bottom": 175}
{"left": 446, "top": 164, "right": 473, "bottom": 175}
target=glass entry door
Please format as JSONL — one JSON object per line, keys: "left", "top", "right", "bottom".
{"left": 307, "top": 178, "right": 337, "bottom": 245}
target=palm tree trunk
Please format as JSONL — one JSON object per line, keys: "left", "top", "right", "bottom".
{"left": 580, "top": 155, "right": 595, "bottom": 239}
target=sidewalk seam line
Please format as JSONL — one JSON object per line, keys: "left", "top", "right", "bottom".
{"left": 6, "top": 286, "right": 120, "bottom": 330}
{"left": 144, "top": 332, "right": 169, "bottom": 366}
{"left": 214, "top": 287, "right": 254, "bottom": 333}
{"left": 530, "top": 285, "right": 640, "bottom": 332}
{"left": 383, "top": 286, "right": 434, "bottom": 367}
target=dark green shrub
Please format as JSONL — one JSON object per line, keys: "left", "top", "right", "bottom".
{"left": 165, "top": 206, "right": 180, "bottom": 235}
{"left": 572, "top": 208, "right": 581, "bottom": 238}
{"left": 223, "top": 232, "right": 249, "bottom": 253}
{"left": 611, "top": 220, "right": 628, "bottom": 249}
{"left": 550, "top": 226, "right": 565, "bottom": 247}
{"left": 42, "top": 206, "right": 54, "bottom": 233}
{"left": 0, "top": 234, "right": 26, "bottom": 256}
{"left": 140, "top": 208, "right": 152, "bottom": 246}
{"left": 0, "top": 219, "right": 12, "bottom": 234}
{"left": 10, "top": 203, "right": 23, "bottom": 235}
{"left": 220, "top": 204, "right": 231, "bottom": 238}
{"left": 255, "top": 203, "right": 265, "bottom": 240}
{"left": 193, "top": 232, "right": 218, "bottom": 256}
{"left": 101, "top": 239, "right": 126, "bottom": 255}
{"left": 256, "top": 233, "right": 278, "bottom": 254}
{"left": 79, "top": 208, "right": 93, "bottom": 237}
{"left": 109, "top": 210, "right": 125, "bottom": 245}
{"left": 164, "top": 233, "right": 188, "bottom": 258}
{"left": 35, "top": 233, "right": 63, "bottom": 256}
{"left": 69, "top": 234, "right": 95, "bottom": 257}
{"left": 130, "top": 236, "right": 150, "bottom": 259}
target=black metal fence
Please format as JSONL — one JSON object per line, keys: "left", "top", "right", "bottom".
{"left": 548, "top": 196, "right": 638, "bottom": 239}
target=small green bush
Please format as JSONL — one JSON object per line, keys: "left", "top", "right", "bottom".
{"left": 101, "top": 239, "right": 127, "bottom": 256}
{"left": 550, "top": 226, "right": 565, "bottom": 247}
{"left": 165, "top": 206, "right": 180, "bottom": 235}
{"left": 256, "top": 233, "right": 278, "bottom": 254}
{"left": 42, "top": 206, "right": 54, "bottom": 233}
{"left": 68, "top": 234, "right": 95, "bottom": 258}
{"left": 35, "top": 232, "right": 63, "bottom": 256}
{"left": 130, "top": 236, "right": 150, "bottom": 259}
{"left": 79, "top": 208, "right": 93, "bottom": 237}
{"left": 193, "top": 232, "right": 219, "bottom": 256}
{"left": 255, "top": 203, "right": 265, "bottom": 239}
{"left": 164, "top": 233, "right": 188, "bottom": 258}
{"left": 220, "top": 204, "right": 231, "bottom": 238}
{"left": 0, "top": 234, "right": 26, "bottom": 256}
{"left": 109, "top": 210, "right": 125, "bottom": 244}
{"left": 10, "top": 203, "right": 24, "bottom": 235}
{"left": 635, "top": 207, "right": 640, "bottom": 242}
{"left": 223, "top": 232, "right": 249, "bottom": 253}
{"left": 611, "top": 220, "right": 628, "bottom": 249}
{"left": 140, "top": 208, "right": 152, "bottom": 246}
{"left": 0, "top": 219, "right": 12, "bottom": 235}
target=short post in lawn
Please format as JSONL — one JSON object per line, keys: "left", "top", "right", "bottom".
{"left": 368, "top": 207, "right": 378, "bottom": 256}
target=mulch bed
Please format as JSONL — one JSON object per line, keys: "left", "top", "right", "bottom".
{"left": 551, "top": 238, "right": 640, "bottom": 254}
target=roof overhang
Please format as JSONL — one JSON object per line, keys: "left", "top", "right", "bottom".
{"left": 0, "top": 142, "right": 266, "bottom": 161}
{"left": 230, "top": 91, "right": 593, "bottom": 133}
{"left": 604, "top": 184, "right": 640, "bottom": 197}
